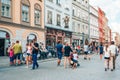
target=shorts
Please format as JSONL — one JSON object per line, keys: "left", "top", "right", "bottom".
{"left": 72, "top": 59, "right": 78, "bottom": 63}
{"left": 64, "top": 53, "right": 70, "bottom": 57}
{"left": 10, "top": 57, "right": 14, "bottom": 62}
{"left": 84, "top": 51, "right": 88, "bottom": 55}
{"left": 100, "top": 52, "right": 103, "bottom": 54}
{"left": 104, "top": 57, "right": 110, "bottom": 59}
{"left": 57, "top": 52, "right": 62, "bottom": 60}
{"left": 14, "top": 53, "right": 21, "bottom": 60}
{"left": 27, "top": 53, "right": 32, "bottom": 56}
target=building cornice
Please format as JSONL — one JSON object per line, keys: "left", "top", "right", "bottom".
{"left": 0, "top": 20, "right": 45, "bottom": 31}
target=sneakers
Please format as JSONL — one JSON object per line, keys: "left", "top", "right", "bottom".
{"left": 111, "top": 69, "right": 113, "bottom": 71}
{"left": 36, "top": 65, "right": 39, "bottom": 69}
{"left": 84, "top": 57, "right": 87, "bottom": 60}
{"left": 105, "top": 68, "right": 107, "bottom": 71}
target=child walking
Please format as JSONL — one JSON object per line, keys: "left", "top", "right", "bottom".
{"left": 9, "top": 48, "right": 14, "bottom": 66}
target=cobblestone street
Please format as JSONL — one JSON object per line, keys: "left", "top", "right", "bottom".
{"left": 0, "top": 54, "right": 120, "bottom": 80}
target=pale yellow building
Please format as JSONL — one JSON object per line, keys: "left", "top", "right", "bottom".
{"left": 0, "top": 0, "right": 45, "bottom": 56}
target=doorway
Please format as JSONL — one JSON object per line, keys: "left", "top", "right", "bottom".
{"left": 0, "top": 38, "right": 5, "bottom": 56}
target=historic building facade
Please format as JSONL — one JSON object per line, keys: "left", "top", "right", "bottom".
{"left": 98, "top": 8, "right": 105, "bottom": 43}
{"left": 45, "top": 0, "right": 72, "bottom": 48}
{"left": 0, "top": 0, "right": 45, "bottom": 56}
{"left": 104, "top": 17, "right": 111, "bottom": 43}
{"left": 90, "top": 6, "right": 99, "bottom": 44}
{"left": 72, "top": 0, "right": 89, "bottom": 47}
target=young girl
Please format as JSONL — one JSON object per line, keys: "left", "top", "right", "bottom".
{"left": 72, "top": 50, "right": 79, "bottom": 69}
{"left": 9, "top": 48, "right": 14, "bottom": 66}
{"left": 104, "top": 44, "right": 110, "bottom": 71}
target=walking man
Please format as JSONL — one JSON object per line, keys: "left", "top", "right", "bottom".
{"left": 56, "top": 41, "right": 63, "bottom": 66}
{"left": 109, "top": 41, "right": 117, "bottom": 71}
{"left": 32, "top": 38, "right": 39, "bottom": 70}
{"left": 13, "top": 40, "right": 22, "bottom": 65}
{"left": 99, "top": 42, "right": 104, "bottom": 60}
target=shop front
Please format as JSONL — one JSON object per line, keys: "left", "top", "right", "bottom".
{"left": 0, "top": 24, "right": 45, "bottom": 56}
{"left": 46, "top": 28, "right": 72, "bottom": 48}
{"left": 72, "top": 33, "right": 82, "bottom": 48}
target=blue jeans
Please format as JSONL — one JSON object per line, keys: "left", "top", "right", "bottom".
{"left": 32, "top": 53, "right": 39, "bottom": 69}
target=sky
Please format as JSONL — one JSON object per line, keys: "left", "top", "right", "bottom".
{"left": 90, "top": 0, "right": 120, "bottom": 33}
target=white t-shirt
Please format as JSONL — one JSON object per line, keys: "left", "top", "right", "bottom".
{"left": 109, "top": 45, "right": 117, "bottom": 55}
{"left": 84, "top": 45, "right": 88, "bottom": 52}
{"left": 104, "top": 47, "right": 110, "bottom": 57}
{"left": 73, "top": 54, "right": 78, "bottom": 60}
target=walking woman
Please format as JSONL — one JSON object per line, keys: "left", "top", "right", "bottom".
{"left": 26, "top": 42, "right": 32, "bottom": 68}
{"left": 64, "top": 42, "right": 73, "bottom": 68}
{"left": 84, "top": 42, "right": 89, "bottom": 60}
{"left": 104, "top": 43, "right": 110, "bottom": 71}
{"left": 88, "top": 43, "right": 92, "bottom": 60}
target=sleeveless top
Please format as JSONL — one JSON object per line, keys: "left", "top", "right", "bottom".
{"left": 27, "top": 46, "right": 32, "bottom": 54}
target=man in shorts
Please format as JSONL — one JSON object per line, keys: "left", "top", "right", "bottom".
{"left": 56, "top": 41, "right": 63, "bottom": 66}
{"left": 13, "top": 40, "right": 22, "bottom": 65}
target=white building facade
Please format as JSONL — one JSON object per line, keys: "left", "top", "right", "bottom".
{"left": 72, "top": 0, "right": 89, "bottom": 47}
{"left": 90, "top": 6, "right": 99, "bottom": 44}
{"left": 45, "top": 0, "right": 72, "bottom": 48}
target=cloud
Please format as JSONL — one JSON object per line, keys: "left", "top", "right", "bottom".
{"left": 90, "top": 0, "right": 120, "bottom": 33}
{"left": 111, "top": 22, "right": 120, "bottom": 32}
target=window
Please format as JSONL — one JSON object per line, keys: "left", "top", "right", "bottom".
{"left": 82, "top": 25, "right": 84, "bottom": 33}
{"left": 72, "top": 22, "right": 75, "bottom": 31}
{"left": 34, "top": 4, "right": 41, "bottom": 25}
{"left": 64, "top": 16, "right": 69, "bottom": 28}
{"left": 56, "top": 14, "right": 61, "bottom": 26}
{"left": 56, "top": 0, "right": 61, "bottom": 6}
{"left": 35, "top": 10, "right": 40, "bottom": 25}
{"left": 47, "top": 10, "right": 52, "bottom": 24}
{"left": 77, "top": 10, "right": 80, "bottom": 18}
{"left": 72, "top": 8, "right": 75, "bottom": 16}
{"left": 1, "top": 0, "right": 11, "bottom": 17}
{"left": 22, "top": 5, "right": 29, "bottom": 22}
{"left": 78, "top": 24, "right": 80, "bottom": 33}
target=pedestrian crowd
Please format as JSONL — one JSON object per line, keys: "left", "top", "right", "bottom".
{"left": 7, "top": 39, "right": 119, "bottom": 71}
{"left": 8, "top": 38, "right": 39, "bottom": 70}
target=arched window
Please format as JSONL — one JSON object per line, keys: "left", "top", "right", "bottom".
{"left": 1, "top": 0, "right": 11, "bottom": 17}
{"left": 34, "top": 3, "right": 41, "bottom": 25}
{"left": 27, "top": 34, "right": 37, "bottom": 42}
{"left": 21, "top": 0, "right": 30, "bottom": 22}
